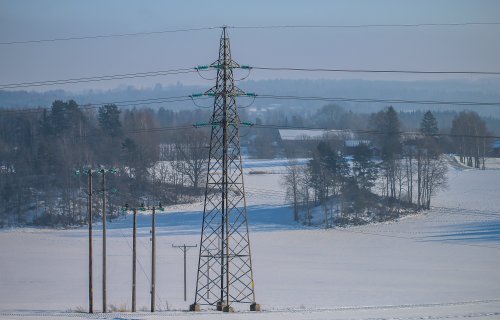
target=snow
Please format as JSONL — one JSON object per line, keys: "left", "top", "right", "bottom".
{"left": 451, "top": 156, "right": 500, "bottom": 170}
{"left": 279, "top": 129, "right": 326, "bottom": 140}
{"left": 279, "top": 129, "right": 356, "bottom": 141}
{"left": 1, "top": 160, "right": 500, "bottom": 319}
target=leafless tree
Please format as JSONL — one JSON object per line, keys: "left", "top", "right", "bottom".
{"left": 421, "top": 156, "right": 448, "bottom": 209}
{"left": 451, "top": 111, "right": 490, "bottom": 168}
{"left": 281, "top": 160, "right": 302, "bottom": 222}
{"left": 173, "top": 131, "right": 209, "bottom": 192}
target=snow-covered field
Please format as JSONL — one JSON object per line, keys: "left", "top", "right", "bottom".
{"left": 1, "top": 159, "right": 500, "bottom": 320}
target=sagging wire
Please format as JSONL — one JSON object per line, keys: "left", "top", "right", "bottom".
{"left": 195, "top": 66, "right": 217, "bottom": 81}
{"left": 236, "top": 94, "right": 257, "bottom": 109}
{"left": 194, "top": 65, "right": 252, "bottom": 82}
{"left": 116, "top": 226, "right": 168, "bottom": 311}
{"left": 234, "top": 66, "right": 252, "bottom": 82}
{"left": 189, "top": 94, "right": 212, "bottom": 109}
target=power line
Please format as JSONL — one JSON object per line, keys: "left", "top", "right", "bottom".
{"left": 2, "top": 22, "right": 499, "bottom": 46}
{"left": 78, "top": 123, "right": 500, "bottom": 140}
{"left": 229, "top": 22, "right": 500, "bottom": 30}
{"left": 3, "top": 64, "right": 499, "bottom": 90}
{"left": 256, "top": 94, "right": 500, "bottom": 107}
{"left": 0, "top": 95, "right": 211, "bottom": 115}
{"left": 251, "top": 66, "right": 500, "bottom": 76}
{"left": 58, "top": 124, "right": 198, "bottom": 140}
{"left": 14, "top": 121, "right": 494, "bottom": 142}
{"left": 0, "top": 26, "right": 220, "bottom": 45}
{"left": 251, "top": 124, "right": 500, "bottom": 140}
{"left": 2, "top": 93, "right": 499, "bottom": 118}
{"left": 0, "top": 68, "right": 196, "bottom": 89}
{"left": 111, "top": 124, "right": 197, "bottom": 136}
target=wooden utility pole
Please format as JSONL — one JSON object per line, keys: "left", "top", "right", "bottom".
{"left": 151, "top": 206, "right": 156, "bottom": 312}
{"left": 88, "top": 170, "right": 93, "bottom": 313}
{"left": 101, "top": 169, "right": 107, "bottom": 313}
{"left": 125, "top": 202, "right": 161, "bottom": 312}
{"left": 79, "top": 167, "right": 117, "bottom": 314}
{"left": 173, "top": 244, "right": 197, "bottom": 301}
{"left": 483, "top": 139, "right": 486, "bottom": 170}
{"left": 132, "top": 206, "right": 137, "bottom": 312}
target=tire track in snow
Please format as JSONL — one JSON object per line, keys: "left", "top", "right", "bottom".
{"left": 257, "top": 299, "right": 500, "bottom": 320}
{"left": 341, "top": 205, "right": 500, "bottom": 243}
{"left": 431, "top": 206, "right": 500, "bottom": 218}
{"left": 336, "top": 228, "right": 500, "bottom": 250}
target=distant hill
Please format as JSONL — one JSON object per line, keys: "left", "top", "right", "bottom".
{"left": 2, "top": 78, "right": 500, "bottom": 118}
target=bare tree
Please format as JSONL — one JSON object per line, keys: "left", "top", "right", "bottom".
{"left": 451, "top": 111, "right": 490, "bottom": 168}
{"left": 153, "top": 161, "right": 172, "bottom": 185}
{"left": 173, "top": 131, "right": 208, "bottom": 192}
{"left": 281, "top": 160, "right": 302, "bottom": 222}
{"left": 421, "top": 156, "right": 448, "bottom": 209}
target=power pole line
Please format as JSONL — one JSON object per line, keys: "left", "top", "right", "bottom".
{"left": 150, "top": 206, "right": 156, "bottom": 313}
{"left": 190, "top": 26, "right": 259, "bottom": 312}
{"left": 124, "top": 202, "right": 162, "bottom": 312}
{"left": 101, "top": 169, "right": 107, "bottom": 313}
{"left": 130, "top": 205, "right": 137, "bottom": 312}
{"left": 172, "top": 244, "right": 197, "bottom": 301}
{"left": 76, "top": 167, "right": 118, "bottom": 314}
{"left": 87, "top": 170, "right": 93, "bottom": 314}
{"left": 125, "top": 203, "right": 144, "bottom": 312}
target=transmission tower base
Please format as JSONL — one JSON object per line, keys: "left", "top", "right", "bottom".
{"left": 189, "top": 303, "right": 200, "bottom": 312}
{"left": 216, "top": 300, "right": 227, "bottom": 311}
{"left": 250, "top": 302, "right": 261, "bottom": 311}
{"left": 222, "top": 305, "right": 234, "bottom": 313}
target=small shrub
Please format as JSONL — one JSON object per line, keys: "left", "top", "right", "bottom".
{"left": 108, "top": 303, "right": 128, "bottom": 312}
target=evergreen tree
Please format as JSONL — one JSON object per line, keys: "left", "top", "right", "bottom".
{"left": 420, "top": 110, "right": 438, "bottom": 135}
{"left": 381, "top": 106, "right": 401, "bottom": 160}
{"left": 352, "top": 143, "right": 378, "bottom": 191}
{"left": 419, "top": 110, "right": 440, "bottom": 157}
{"left": 308, "top": 142, "right": 348, "bottom": 203}
{"left": 98, "top": 104, "right": 122, "bottom": 137}
{"left": 370, "top": 106, "right": 401, "bottom": 198}
{"left": 50, "top": 100, "right": 82, "bottom": 135}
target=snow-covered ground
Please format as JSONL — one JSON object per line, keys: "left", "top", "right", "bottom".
{"left": 1, "top": 160, "right": 500, "bottom": 319}
{"left": 452, "top": 156, "right": 500, "bottom": 170}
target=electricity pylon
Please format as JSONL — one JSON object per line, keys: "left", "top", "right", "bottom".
{"left": 190, "top": 26, "right": 259, "bottom": 312}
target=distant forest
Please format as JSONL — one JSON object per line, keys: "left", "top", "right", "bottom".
{"left": 0, "top": 80, "right": 498, "bottom": 227}
{"left": 2, "top": 77, "right": 500, "bottom": 119}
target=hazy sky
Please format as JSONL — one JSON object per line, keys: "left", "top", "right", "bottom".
{"left": 1, "top": 0, "right": 500, "bottom": 91}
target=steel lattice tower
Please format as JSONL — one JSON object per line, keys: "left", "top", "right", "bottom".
{"left": 190, "top": 27, "right": 258, "bottom": 312}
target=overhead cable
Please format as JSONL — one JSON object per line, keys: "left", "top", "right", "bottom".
{"left": 0, "top": 95, "right": 211, "bottom": 115}
{"left": 251, "top": 66, "right": 500, "bottom": 76}
{"left": 256, "top": 94, "right": 500, "bottom": 107}
{"left": 0, "top": 27, "right": 220, "bottom": 45}
{"left": 229, "top": 22, "right": 500, "bottom": 30}
{"left": 0, "top": 68, "right": 195, "bottom": 89}
{"left": 3, "top": 22, "right": 499, "bottom": 46}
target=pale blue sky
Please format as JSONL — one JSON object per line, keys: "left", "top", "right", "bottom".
{"left": 1, "top": 0, "right": 499, "bottom": 91}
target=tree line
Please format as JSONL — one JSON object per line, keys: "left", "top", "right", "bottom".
{"left": 0, "top": 98, "right": 494, "bottom": 227}
{"left": 0, "top": 100, "right": 211, "bottom": 227}
{"left": 282, "top": 107, "right": 492, "bottom": 227}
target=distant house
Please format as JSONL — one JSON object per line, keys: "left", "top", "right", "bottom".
{"left": 343, "top": 140, "right": 378, "bottom": 156}
{"left": 278, "top": 129, "right": 345, "bottom": 157}
{"left": 278, "top": 129, "right": 376, "bottom": 157}
{"left": 279, "top": 129, "right": 356, "bottom": 142}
